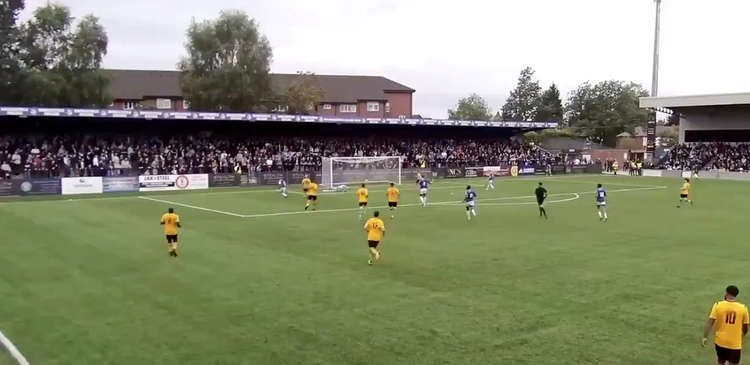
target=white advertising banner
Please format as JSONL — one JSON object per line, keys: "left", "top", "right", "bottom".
{"left": 642, "top": 169, "right": 663, "bottom": 177}
{"left": 138, "top": 174, "right": 209, "bottom": 192}
{"left": 61, "top": 177, "right": 103, "bottom": 195}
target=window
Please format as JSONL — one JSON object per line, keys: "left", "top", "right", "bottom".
{"left": 156, "top": 98, "right": 172, "bottom": 109}
{"left": 323, "top": 104, "right": 332, "bottom": 110}
{"left": 339, "top": 104, "right": 357, "bottom": 113}
{"left": 123, "top": 101, "right": 138, "bottom": 110}
{"left": 367, "top": 102, "right": 380, "bottom": 112}
{"left": 385, "top": 102, "right": 391, "bottom": 113}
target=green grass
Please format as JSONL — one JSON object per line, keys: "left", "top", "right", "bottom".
{"left": 0, "top": 175, "right": 745, "bottom": 364}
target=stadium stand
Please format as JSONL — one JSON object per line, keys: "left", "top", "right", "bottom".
{"left": 661, "top": 143, "right": 750, "bottom": 172}
{"left": 0, "top": 134, "right": 562, "bottom": 179}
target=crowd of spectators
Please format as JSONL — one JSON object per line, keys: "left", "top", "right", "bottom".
{"left": 661, "top": 143, "right": 750, "bottom": 172}
{"left": 0, "top": 135, "right": 562, "bottom": 179}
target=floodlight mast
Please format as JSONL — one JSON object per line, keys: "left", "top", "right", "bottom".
{"left": 651, "top": 0, "right": 662, "bottom": 97}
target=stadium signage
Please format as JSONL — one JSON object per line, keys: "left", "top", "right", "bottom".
{"left": 61, "top": 177, "right": 103, "bottom": 195}
{"left": 140, "top": 111, "right": 164, "bottom": 119}
{"left": 0, "top": 106, "right": 558, "bottom": 129}
{"left": 520, "top": 167, "right": 536, "bottom": 175}
{"left": 102, "top": 176, "right": 140, "bottom": 193}
{"left": 0, "top": 107, "right": 27, "bottom": 115}
{"left": 0, "top": 180, "right": 12, "bottom": 196}
{"left": 12, "top": 179, "right": 60, "bottom": 195}
{"left": 138, "top": 174, "right": 209, "bottom": 192}
{"left": 445, "top": 168, "right": 465, "bottom": 178}
{"left": 104, "top": 110, "right": 133, "bottom": 118}
{"left": 482, "top": 166, "right": 510, "bottom": 177}
{"left": 170, "top": 112, "right": 193, "bottom": 119}
{"left": 464, "top": 167, "right": 483, "bottom": 178}
{"left": 209, "top": 173, "right": 243, "bottom": 187}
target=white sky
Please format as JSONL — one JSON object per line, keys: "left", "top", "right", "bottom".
{"left": 20, "top": 0, "right": 750, "bottom": 118}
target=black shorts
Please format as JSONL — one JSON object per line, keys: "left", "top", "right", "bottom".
{"left": 307, "top": 195, "right": 317, "bottom": 201}
{"left": 303, "top": 188, "right": 308, "bottom": 192}
{"left": 368, "top": 240, "right": 379, "bottom": 248}
{"left": 537, "top": 200, "right": 545, "bottom": 206}
{"left": 359, "top": 202, "right": 367, "bottom": 207}
{"left": 716, "top": 345, "right": 741, "bottom": 364}
{"left": 388, "top": 201, "right": 398, "bottom": 207}
{"left": 166, "top": 234, "right": 178, "bottom": 243}
{"left": 680, "top": 194, "right": 688, "bottom": 199}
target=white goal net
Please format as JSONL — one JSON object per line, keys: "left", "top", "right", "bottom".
{"left": 321, "top": 156, "right": 402, "bottom": 189}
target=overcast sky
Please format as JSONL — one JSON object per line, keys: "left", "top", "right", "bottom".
{"left": 20, "top": 0, "right": 750, "bottom": 118}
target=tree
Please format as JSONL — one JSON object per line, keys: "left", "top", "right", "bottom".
{"left": 565, "top": 80, "right": 649, "bottom": 147}
{"left": 0, "top": 0, "right": 25, "bottom": 104}
{"left": 535, "top": 83, "right": 563, "bottom": 123}
{"left": 448, "top": 93, "right": 491, "bottom": 120}
{"left": 501, "top": 67, "right": 542, "bottom": 121}
{"left": 284, "top": 71, "right": 324, "bottom": 114}
{"left": 179, "top": 10, "right": 273, "bottom": 112}
{"left": 14, "top": 3, "right": 109, "bottom": 107}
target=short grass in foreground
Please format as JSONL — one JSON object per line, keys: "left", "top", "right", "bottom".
{"left": 0, "top": 175, "right": 748, "bottom": 364}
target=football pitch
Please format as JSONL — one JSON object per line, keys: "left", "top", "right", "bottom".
{"left": 1, "top": 175, "right": 747, "bottom": 364}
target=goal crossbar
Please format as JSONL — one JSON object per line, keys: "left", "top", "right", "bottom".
{"left": 322, "top": 156, "right": 403, "bottom": 188}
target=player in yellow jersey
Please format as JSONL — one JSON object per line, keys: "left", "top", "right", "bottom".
{"left": 160, "top": 208, "right": 181, "bottom": 257}
{"left": 386, "top": 182, "right": 400, "bottom": 218}
{"left": 305, "top": 179, "right": 319, "bottom": 211}
{"left": 301, "top": 176, "right": 311, "bottom": 194}
{"left": 703, "top": 285, "right": 749, "bottom": 365}
{"left": 363, "top": 211, "right": 386, "bottom": 265}
{"left": 678, "top": 178, "right": 693, "bottom": 208}
{"left": 357, "top": 183, "right": 368, "bottom": 219}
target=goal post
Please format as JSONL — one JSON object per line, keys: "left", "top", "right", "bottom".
{"left": 321, "top": 156, "right": 402, "bottom": 189}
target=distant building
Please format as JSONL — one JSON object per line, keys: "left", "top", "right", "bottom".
{"left": 104, "top": 70, "right": 415, "bottom": 118}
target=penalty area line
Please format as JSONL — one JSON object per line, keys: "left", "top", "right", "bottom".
{"left": 138, "top": 196, "right": 248, "bottom": 217}
{"left": 0, "top": 328, "right": 30, "bottom": 365}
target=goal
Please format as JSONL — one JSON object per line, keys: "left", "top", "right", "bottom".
{"left": 321, "top": 156, "right": 402, "bottom": 188}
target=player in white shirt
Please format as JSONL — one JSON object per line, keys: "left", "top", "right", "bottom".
{"left": 278, "top": 178, "right": 287, "bottom": 198}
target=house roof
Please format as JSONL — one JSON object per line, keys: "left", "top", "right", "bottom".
{"left": 104, "top": 69, "right": 415, "bottom": 103}
{"left": 104, "top": 70, "right": 182, "bottom": 99}
{"left": 270, "top": 73, "right": 413, "bottom": 103}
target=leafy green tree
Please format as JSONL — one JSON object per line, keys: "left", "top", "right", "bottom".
{"left": 0, "top": 0, "right": 25, "bottom": 104}
{"left": 284, "top": 71, "right": 324, "bottom": 114}
{"left": 14, "top": 3, "right": 109, "bottom": 107}
{"left": 565, "top": 80, "right": 649, "bottom": 147}
{"left": 179, "top": 10, "right": 273, "bottom": 111}
{"left": 535, "top": 83, "right": 563, "bottom": 123}
{"left": 448, "top": 93, "right": 491, "bottom": 120}
{"left": 501, "top": 67, "right": 542, "bottom": 121}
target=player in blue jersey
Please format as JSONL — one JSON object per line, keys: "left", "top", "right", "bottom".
{"left": 595, "top": 183, "right": 608, "bottom": 222}
{"left": 486, "top": 173, "right": 495, "bottom": 190}
{"left": 417, "top": 176, "right": 430, "bottom": 206}
{"left": 278, "top": 178, "right": 288, "bottom": 198}
{"left": 465, "top": 185, "right": 478, "bottom": 220}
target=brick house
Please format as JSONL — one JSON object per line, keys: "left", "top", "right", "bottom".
{"left": 105, "top": 70, "right": 415, "bottom": 118}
